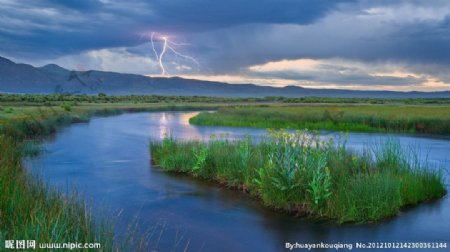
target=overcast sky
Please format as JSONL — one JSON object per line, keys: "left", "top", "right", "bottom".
{"left": 1, "top": 0, "right": 450, "bottom": 91}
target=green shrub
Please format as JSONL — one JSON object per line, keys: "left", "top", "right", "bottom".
{"left": 61, "top": 103, "right": 72, "bottom": 112}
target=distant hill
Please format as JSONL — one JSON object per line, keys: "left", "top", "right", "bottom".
{"left": 1, "top": 56, "right": 449, "bottom": 98}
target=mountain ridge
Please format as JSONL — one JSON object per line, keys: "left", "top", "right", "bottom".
{"left": 1, "top": 56, "right": 449, "bottom": 98}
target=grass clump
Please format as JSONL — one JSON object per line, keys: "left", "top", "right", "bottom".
{"left": 332, "top": 174, "right": 402, "bottom": 222}
{"left": 20, "top": 140, "right": 42, "bottom": 157}
{"left": 151, "top": 130, "right": 446, "bottom": 223}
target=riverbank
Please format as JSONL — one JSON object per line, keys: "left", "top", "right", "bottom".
{"left": 151, "top": 130, "right": 447, "bottom": 223}
{"left": 0, "top": 98, "right": 228, "bottom": 249}
{"left": 189, "top": 105, "right": 450, "bottom": 135}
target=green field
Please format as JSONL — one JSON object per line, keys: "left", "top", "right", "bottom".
{"left": 151, "top": 130, "right": 446, "bottom": 223}
{"left": 190, "top": 105, "right": 450, "bottom": 135}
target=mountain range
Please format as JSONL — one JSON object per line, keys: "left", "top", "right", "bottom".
{"left": 1, "top": 56, "right": 449, "bottom": 98}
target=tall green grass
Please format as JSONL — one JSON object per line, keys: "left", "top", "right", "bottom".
{"left": 190, "top": 106, "right": 450, "bottom": 135}
{"left": 151, "top": 131, "right": 446, "bottom": 223}
{"left": 0, "top": 135, "right": 117, "bottom": 249}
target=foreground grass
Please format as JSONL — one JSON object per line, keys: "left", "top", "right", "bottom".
{"left": 151, "top": 130, "right": 446, "bottom": 223}
{"left": 190, "top": 105, "right": 450, "bottom": 135}
{"left": 0, "top": 135, "right": 118, "bottom": 249}
{"left": 0, "top": 101, "right": 224, "bottom": 250}
{"left": 0, "top": 111, "right": 123, "bottom": 249}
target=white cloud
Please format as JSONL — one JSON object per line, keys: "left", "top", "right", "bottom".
{"left": 180, "top": 58, "right": 449, "bottom": 91}
{"left": 29, "top": 47, "right": 160, "bottom": 75}
{"left": 361, "top": 2, "right": 450, "bottom": 23}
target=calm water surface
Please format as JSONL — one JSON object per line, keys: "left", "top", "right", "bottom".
{"left": 25, "top": 112, "right": 450, "bottom": 251}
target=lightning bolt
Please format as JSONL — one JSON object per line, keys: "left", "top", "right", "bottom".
{"left": 150, "top": 32, "right": 199, "bottom": 76}
{"left": 166, "top": 42, "right": 200, "bottom": 66}
{"left": 150, "top": 32, "right": 159, "bottom": 61}
{"left": 159, "top": 36, "right": 168, "bottom": 75}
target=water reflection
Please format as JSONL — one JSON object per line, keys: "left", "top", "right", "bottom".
{"left": 158, "top": 112, "right": 169, "bottom": 139}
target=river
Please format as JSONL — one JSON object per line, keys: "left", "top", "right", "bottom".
{"left": 25, "top": 112, "right": 450, "bottom": 251}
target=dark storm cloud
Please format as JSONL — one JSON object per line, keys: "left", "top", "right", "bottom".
{"left": 188, "top": 7, "right": 450, "bottom": 75}
{"left": 149, "top": 0, "right": 354, "bottom": 30}
{"left": 0, "top": 0, "right": 353, "bottom": 59}
{"left": 38, "top": 0, "right": 103, "bottom": 12}
{"left": 383, "top": 17, "right": 450, "bottom": 64}
{"left": 0, "top": 0, "right": 146, "bottom": 58}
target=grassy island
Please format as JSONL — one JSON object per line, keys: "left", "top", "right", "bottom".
{"left": 151, "top": 130, "right": 447, "bottom": 223}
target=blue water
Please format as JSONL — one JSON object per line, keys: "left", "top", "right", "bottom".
{"left": 25, "top": 112, "right": 450, "bottom": 251}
